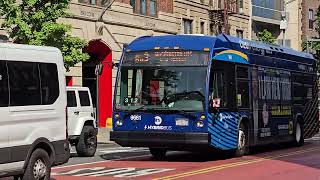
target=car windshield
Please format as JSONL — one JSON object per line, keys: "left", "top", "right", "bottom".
{"left": 115, "top": 67, "right": 207, "bottom": 112}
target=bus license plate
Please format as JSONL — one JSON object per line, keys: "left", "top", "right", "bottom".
{"left": 176, "top": 119, "right": 189, "bottom": 126}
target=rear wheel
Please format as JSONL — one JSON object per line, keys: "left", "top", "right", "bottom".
{"left": 234, "top": 123, "right": 249, "bottom": 157}
{"left": 76, "top": 125, "right": 97, "bottom": 157}
{"left": 149, "top": 148, "right": 167, "bottom": 160}
{"left": 22, "top": 149, "right": 51, "bottom": 180}
{"left": 293, "top": 121, "right": 304, "bottom": 146}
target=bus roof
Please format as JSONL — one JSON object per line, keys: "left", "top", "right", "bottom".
{"left": 126, "top": 34, "right": 315, "bottom": 62}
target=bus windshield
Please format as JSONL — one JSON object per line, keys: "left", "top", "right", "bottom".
{"left": 115, "top": 67, "right": 207, "bottom": 112}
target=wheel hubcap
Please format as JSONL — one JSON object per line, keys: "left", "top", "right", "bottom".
{"left": 85, "top": 132, "right": 96, "bottom": 150}
{"left": 238, "top": 129, "right": 246, "bottom": 150}
{"left": 33, "top": 159, "right": 46, "bottom": 180}
{"left": 296, "top": 123, "right": 301, "bottom": 142}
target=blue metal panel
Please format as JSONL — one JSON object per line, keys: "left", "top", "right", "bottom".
{"left": 127, "top": 35, "right": 217, "bottom": 52}
{"left": 113, "top": 111, "right": 208, "bottom": 133}
{"left": 207, "top": 112, "right": 249, "bottom": 150}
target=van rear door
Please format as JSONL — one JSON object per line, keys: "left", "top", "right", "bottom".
{"left": 0, "top": 59, "right": 10, "bottom": 164}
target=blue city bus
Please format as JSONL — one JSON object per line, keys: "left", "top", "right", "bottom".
{"left": 110, "top": 34, "right": 319, "bottom": 158}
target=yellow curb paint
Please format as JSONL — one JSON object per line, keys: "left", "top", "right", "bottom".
{"left": 154, "top": 147, "right": 320, "bottom": 180}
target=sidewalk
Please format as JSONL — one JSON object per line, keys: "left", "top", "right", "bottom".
{"left": 97, "top": 128, "right": 113, "bottom": 144}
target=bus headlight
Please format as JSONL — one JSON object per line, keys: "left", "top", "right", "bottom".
{"left": 116, "top": 120, "right": 123, "bottom": 126}
{"left": 197, "top": 121, "right": 204, "bottom": 128}
{"left": 115, "top": 114, "right": 120, "bottom": 119}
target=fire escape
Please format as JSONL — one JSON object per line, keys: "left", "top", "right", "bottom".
{"left": 209, "top": 0, "right": 239, "bottom": 35}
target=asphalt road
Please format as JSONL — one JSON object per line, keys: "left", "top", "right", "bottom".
{"left": 2, "top": 135, "right": 320, "bottom": 180}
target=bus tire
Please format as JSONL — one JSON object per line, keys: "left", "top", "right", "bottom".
{"left": 234, "top": 123, "right": 249, "bottom": 157}
{"left": 149, "top": 148, "right": 167, "bottom": 160}
{"left": 76, "top": 125, "right": 97, "bottom": 157}
{"left": 293, "top": 121, "right": 304, "bottom": 147}
{"left": 22, "top": 148, "right": 51, "bottom": 180}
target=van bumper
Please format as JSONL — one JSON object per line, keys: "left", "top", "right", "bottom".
{"left": 110, "top": 131, "right": 209, "bottom": 149}
{"left": 52, "top": 140, "right": 70, "bottom": 166}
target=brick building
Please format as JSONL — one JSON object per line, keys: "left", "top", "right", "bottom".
{"left": 301, "top": 0, "right": 320, "bottom": 43}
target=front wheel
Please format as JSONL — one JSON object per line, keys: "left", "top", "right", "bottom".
{"left": 76, "top": 126, "right": 98, "bottom": 157}
{"left": 234, "top": 123, "right": 249, "bottom": 157}
{"left": 293, "top": 121, "right": 304, "bottom": 146}
{"left": 22, "top": 149, "right": 51, "bottom": 180}
{"left": 149, "top": 148, "right": 167, "bottom": 160}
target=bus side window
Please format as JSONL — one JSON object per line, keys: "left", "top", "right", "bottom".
{"left": 236, "top": 66, "right": 250, "bottom": 108}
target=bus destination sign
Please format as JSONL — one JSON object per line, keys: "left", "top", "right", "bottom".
{"left": 123, "top": 50, "right": 209, "bottom": 66}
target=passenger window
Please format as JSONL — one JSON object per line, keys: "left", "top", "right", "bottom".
{"left": 0, "top": 61, "right": 9, "bottom": 107}
{"left": 67, "top": 91, "right": 77, "bottom": 107}
{"left": 8, "top": 61, "right": 41, "bottom": 106}
{"left": 79, "top": 91, "right": 91, "bottom": 106}
{"left": 237, "top": 66, "right": 250, "bottom": 108}
{"left": 39, "top": 63, "right": 60, "bottom": 105}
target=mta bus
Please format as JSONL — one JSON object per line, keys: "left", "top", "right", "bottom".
{"left": 110, "top": 34, "right": 319, "bottom": 158}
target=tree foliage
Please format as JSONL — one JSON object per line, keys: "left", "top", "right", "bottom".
{"left": 257, "top": 29, "right": 277, "bottom": 44}
{"left": 0, "top": 0, "right": 90, "bottom": 71}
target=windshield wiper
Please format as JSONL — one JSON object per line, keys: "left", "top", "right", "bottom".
{"left": 153, "top": 108, "right": 197, "bottom": 119}
{"left": 161, "top": 90, "right": 205, "bottom": 104}
{"left": 123, "top": 105, "right": 150, "bottom": 119}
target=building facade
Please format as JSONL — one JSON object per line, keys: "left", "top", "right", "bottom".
{"left": 251, "top": 0, "right": 284, "bottom": 43}
{"left": 301, "top": 0, "right": 320, "bottom": 45}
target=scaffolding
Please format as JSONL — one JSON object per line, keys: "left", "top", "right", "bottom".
{"left": 209, "top": 0, "right": 239, "bottom": 35}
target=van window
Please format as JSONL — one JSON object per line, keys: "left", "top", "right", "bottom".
{"left": 67, "top": 91, "right": 77, "bottom": 107}
{"left": 0, "top": 61, "right": 9, "bottom": 107}
{"left": 79, "top": 91, "right": 91, "bottom": 106}
{"left": 40, "top": 63, "right": 59, "bottom": 105}
{"left": 8, "top": 61, "right": 41, "bottom": 106}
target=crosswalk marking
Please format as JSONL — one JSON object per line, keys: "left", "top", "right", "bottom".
{"left": 70, "top": 147, "right": 149, "bottom": 154}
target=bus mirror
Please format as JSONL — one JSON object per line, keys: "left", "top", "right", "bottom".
{"left": 212, "top": 98, "right": 221, "bottom": 108}
{"left": 209, "top": 98, "right": 220, "bottom": 114}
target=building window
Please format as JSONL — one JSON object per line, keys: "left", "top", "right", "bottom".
{"left": 141, "top": 0, "right": 147, "bottom": 15}
{"left": 238, "top": 0, "right": 243, "bottom": 13}
{"left": 309, "top": 9, "right": 314, "bottom": 29}
{"left": 130, "top": 0, "right": 136, "bottom": 11}
{"left": 150, "top": 0, "right": 157, "bottom": 17}
{"left": 183, "top": 19, "right": 193, "bottom": 34}
{"left": 90, "top": 0, "right": 96, "bottom": 5}
{"left": 200, "top": 22, "right": 205, "bottom": 34}
{"left": 236, "top": 29, "right": 244, "bottom": 39}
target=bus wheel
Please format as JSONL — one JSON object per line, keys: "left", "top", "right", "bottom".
{"left": 149, "top": 148, "right": 167, "bottom": 160}
{"left": 234, "top": 123, "right": 249, "bottom": 157}
{"left": 293, "top": 121, "right": 304, "bottom": 146}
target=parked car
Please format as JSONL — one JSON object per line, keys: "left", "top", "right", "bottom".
{"left": 67, "top": 86, "right": 98, "bottom": 157}
{"left": 0, "top": 43, "right": 70, "bottom": 180}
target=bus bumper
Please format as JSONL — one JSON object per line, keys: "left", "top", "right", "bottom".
{"left": 110, "top": 131, "right": 209, "bottom": 149}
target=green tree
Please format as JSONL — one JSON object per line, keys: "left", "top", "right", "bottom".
{"left": 257, "top": 29, "right": 277, "bottom": 44}
{"left": 0, "top": 0, "right": 90, "bottom": 71}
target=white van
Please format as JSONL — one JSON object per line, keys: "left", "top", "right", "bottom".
{"left": 67, "top": 87, "right": 97, "bottom": 157}
{"left": 0, "top": 43, "right": 70, "bottom": 179}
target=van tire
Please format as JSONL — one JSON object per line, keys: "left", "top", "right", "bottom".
{"left": 22, "top": 149, "right": 51, "bottom": 180}
{"left": 76, "top": 125, "right": 97, "bottom": 157}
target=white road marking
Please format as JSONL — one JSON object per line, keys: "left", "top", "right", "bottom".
{"left": 52, "top": 154, "right": 151, "bottom": 170}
